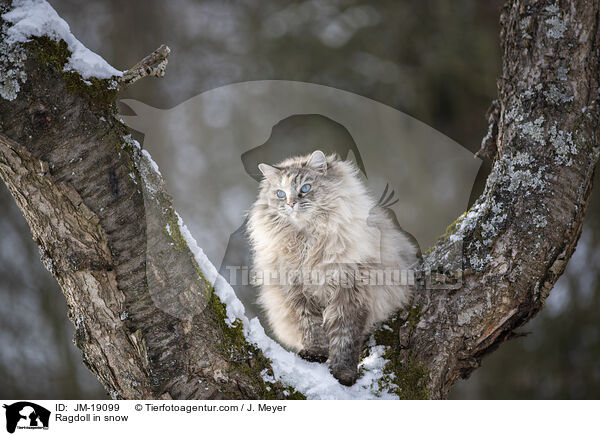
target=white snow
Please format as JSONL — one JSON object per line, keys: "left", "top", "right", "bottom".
{"left": 2, "top": 0, "right": 122, "bottom": 79}
{"left": 176, "top": 212, "right": 397, "bottom": 399}
{"left": 142, "top": 149, "right": 162, "bottom": 176}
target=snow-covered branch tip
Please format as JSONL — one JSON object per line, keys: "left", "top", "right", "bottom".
{"left": 118, "top": 44, "right": 170, "bottom": 90}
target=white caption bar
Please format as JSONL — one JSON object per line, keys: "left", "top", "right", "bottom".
{"left": 1, "top": 400, "right": 597, "bottom": 435}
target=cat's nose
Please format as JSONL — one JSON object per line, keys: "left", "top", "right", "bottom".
{"left": 288, "top": 199, "right": 296, "bottom": 207}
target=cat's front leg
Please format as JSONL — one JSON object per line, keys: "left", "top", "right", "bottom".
{"left": 298, "top": 313, "right": 329, "bottom": 363}
{"left": 322, "top": 283, "right": 368, "bottom": 386}
{"left": 288, "top": 290, "right": 329, "bottom": 363}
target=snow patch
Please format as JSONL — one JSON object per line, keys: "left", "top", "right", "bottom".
{"left": 0, "top": 24, "right": 27, "bottom": 101}
{"left": 142, "top": 150, "right": 162, "bottom": 176}
{"left": 2, "top": 0, "right": 122, "bottom": 79}
{"left": 122, "top": 134, "right": 141, "bottom": 150}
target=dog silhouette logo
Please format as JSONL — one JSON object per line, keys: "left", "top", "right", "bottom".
{"left": 119, "top": 80, "right": 481, "bottom": 322}
{"left": 3, "top": 402, "right": 50, "bottom": 433}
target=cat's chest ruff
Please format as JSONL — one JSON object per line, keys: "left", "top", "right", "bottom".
{"left": 276, "top": 230, "right": 316, "bottom": 265}
{"left": 275, "top": 227, "right": 353, "bottom": 269}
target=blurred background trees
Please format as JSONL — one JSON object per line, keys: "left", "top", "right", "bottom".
{"left": 1, "top": 0, "right": 597, "bottom": 399}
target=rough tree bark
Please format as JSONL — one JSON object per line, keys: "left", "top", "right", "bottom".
{"left": 0, "top": 0, "right": 598, "bottom": 399}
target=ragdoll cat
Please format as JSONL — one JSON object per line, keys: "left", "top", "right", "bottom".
{"left": 247, "top": 150, "right": 419, "bottom": 385}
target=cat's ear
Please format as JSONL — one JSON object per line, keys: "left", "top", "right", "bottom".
{"left": 258, "top": 163, "right": 281, "bottom": 180}
{"left": 307, "top": 150, "right": 327, "bottom": 175}
{"left": 345, "top": 149, "right": 358, "bottom": 166}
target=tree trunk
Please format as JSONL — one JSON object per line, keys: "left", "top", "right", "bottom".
{"left": 0, "top": 0, "right": 598, "bottom": 399}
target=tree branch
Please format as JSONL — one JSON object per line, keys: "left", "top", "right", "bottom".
{"left": 386, "top": 0, "right": 600, "bottom": 398}
{"left": 117, "top": 44, "right": 170, "bottom": 90}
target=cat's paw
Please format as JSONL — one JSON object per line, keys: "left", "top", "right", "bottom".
{"left": 331, "top": 365, "right": 358, "bottom": 386}
{"left": 299, "top": 347, "right": 329, "bottom": 363}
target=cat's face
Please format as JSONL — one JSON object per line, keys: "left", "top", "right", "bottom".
{"left": 258, "top": 150, "right": 329, "bottom": 227}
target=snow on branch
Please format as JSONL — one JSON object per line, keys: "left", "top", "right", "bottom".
{"left": 2, "top": 0, "right": 121, "bottom": 79}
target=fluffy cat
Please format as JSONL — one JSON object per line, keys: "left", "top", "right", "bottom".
{"left": 247, "top": 150, "right": 419, "bottom": 385}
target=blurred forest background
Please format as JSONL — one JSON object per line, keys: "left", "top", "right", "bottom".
{"left": 1, "top": 0, "right": 599, "bottom": 399}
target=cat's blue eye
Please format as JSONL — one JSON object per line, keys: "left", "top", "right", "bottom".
{"left": 300, "top": 183, "right": 311, "bottom": 194}
{"left": 276, "top": 189, "right": 286, "bottom": 199}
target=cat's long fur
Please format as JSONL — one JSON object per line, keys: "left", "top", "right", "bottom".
{"left": 247, "top": 150, "right": 419, "bottom": 385}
